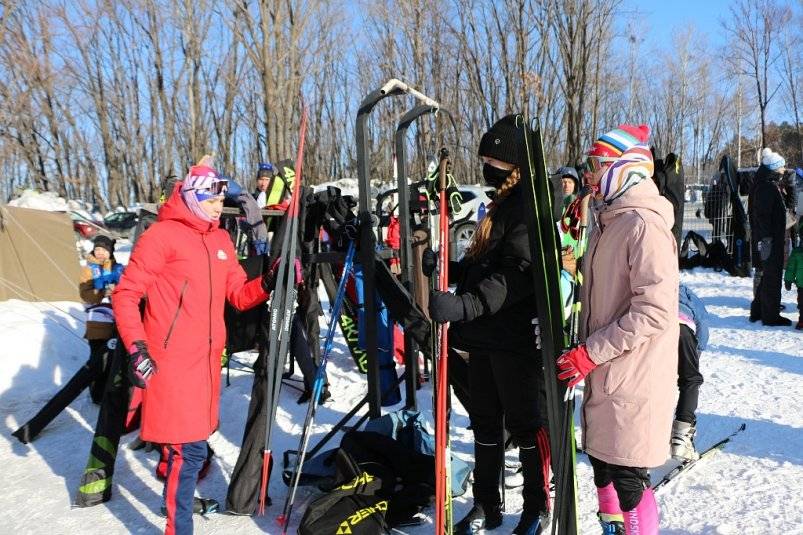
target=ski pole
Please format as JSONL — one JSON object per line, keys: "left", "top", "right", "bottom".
{"left": 258, "top": 104, "right": 308, "bottom": 515}
{"left": 277, "top": 241, "right": 356, "bottom": 532}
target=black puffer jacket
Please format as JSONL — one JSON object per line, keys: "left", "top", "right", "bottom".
{"left": 450, "top": 185, "right": 539, "bottom": 356}
{"left": 748, "top": 165, "right": 786, "bottom": 264}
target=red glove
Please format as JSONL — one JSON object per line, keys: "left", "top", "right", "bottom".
{"left": 557, "top": 344, "right": 596, "bottom": 388}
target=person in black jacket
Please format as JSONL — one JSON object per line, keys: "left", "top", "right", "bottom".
{"left": 749, "top": 148, "right": 791, "bottom": 326}
{"left": 429, "top": 115, "right": 549, "bottom": 534}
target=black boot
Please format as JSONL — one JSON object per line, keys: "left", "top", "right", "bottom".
{"left": 762, "top": 316, "right": 792, "bottom": 326}
{"left": 160, "top": 497, "right": 219, "bottom": 517}
{"left": 519, "top": 444, "right": 549, "bottom": 518}
{"left": 454, "top": 503, "right": 503, "bottom": 534}
{"left": 512, "top": 510, "right": 550, "bottom": 534}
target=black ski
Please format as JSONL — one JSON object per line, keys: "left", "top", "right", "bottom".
{"left": 516, "top": 116, "right": 578, "bottom": 535}
{"left": 653, "top": 423, "right": 746, "bottom": 491}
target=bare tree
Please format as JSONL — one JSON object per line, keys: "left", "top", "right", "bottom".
{"left": 721, "top": 0, "right": 791, "bottom": 148}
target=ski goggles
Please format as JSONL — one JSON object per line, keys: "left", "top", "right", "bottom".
{"left": 186, "top": 178, "right": 229, "bottom": 201}
{"left": 585, "top": 155, "right": 617, "bottom": 173}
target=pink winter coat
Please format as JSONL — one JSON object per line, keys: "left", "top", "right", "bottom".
{"left": 580, "top": 179, "right": 679, "bottom": 468}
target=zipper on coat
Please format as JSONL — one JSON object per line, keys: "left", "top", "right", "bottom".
{"left": 163, "top": 280, "right": 189, "bottom": 349}
{"left": 202, "top": 235, "right": 214, "bottom": 431}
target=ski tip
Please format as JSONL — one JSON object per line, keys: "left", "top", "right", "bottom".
{"left": 276, "top": 514, "right": 287, "bottom": 526}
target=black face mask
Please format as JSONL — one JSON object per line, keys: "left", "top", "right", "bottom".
{"left": 482, "top": 163, "right": 513, "bottom": 188}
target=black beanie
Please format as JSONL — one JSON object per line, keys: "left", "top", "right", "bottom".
{"left": 93, "top": 234, "right": 116, "bottom": 254}
{"left": 478, "top": 114, "right": 519, "bottom": 165}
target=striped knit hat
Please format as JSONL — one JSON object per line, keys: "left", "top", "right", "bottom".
{"left": 598, "top": 144, "right": 654, "bottom": 203}
{"left": 589, "top": 124, "right": 651, "bottom": 158}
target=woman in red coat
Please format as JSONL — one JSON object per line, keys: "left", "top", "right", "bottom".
{"left": 113, "top": 159, "right": 272, "bottom": 535}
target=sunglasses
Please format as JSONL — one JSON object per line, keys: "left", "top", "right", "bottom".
{"left": 586, "top": 156, "right": 617, "bottom": 173}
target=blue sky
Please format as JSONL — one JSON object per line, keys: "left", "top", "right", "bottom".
{"left": 628, "top": 0, "right": 731, "bottom": 51}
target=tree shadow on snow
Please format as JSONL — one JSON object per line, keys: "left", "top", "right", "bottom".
{"left": 706, "top": 344, "right": 803, "bottom": 376}
{"left": 693, "top": 412, "right": 803, "bottom": 467}
{"left": 0, "top": 309, "right": 159, "bottom": 532}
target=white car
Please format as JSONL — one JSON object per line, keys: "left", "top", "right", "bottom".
{"left": 451, "top": 185, "right": 495, "bottom": 259}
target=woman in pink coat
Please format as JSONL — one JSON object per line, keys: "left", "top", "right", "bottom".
{"left": 556, "top": 125, "right": 679, "bottom": 535}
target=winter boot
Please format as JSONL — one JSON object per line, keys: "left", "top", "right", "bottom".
{"left": 762, "top": 316, "right": 792, "bottom": 326}
{"left": 160, "top": 497, "right": 219, "bottom": 517}
{"left": 597, "top": 482, "right": 625, "bottom": 534}
{"left": 670, "top": 420, "right": 699, "bottom": 461}
{"left": 599, "top": 513, "right": 626, "bottom": 534}
{"left": 511, "top": 510, "right": 550, "bottom": 534}
{"left": 454, "top": 503, "right": 503, "bottom": 534}
{"left": 622, "top": 488, "right": 659, "bottom": 535}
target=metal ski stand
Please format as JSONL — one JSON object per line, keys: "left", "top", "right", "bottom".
{"left": 394, "top": 104, "right": 458, "bottom": 409}
{"left": 355, "top": 78, "right": 440, "bottom": 419}
{"left": 277, "top": 242, "right": 357, "bottom": 532}
{"left": 257, "top": 106, "right": 308, "bottom": 515}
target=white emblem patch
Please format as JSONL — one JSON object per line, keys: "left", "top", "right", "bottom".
{"left": 217, "top": 249, "right": 228, "bottom": 260}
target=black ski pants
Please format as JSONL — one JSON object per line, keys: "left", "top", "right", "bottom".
{"left": 751, "top": 248, "right": 784, "bottom": 322}
{"left": 675, "top": 324, "right": 703, "bottom": 424}
{"left": 468, "top": 349, "right": 548, "bottom": 513}
{"left": 588, "top": 455, "right": 650, "bottom": 512}
{"left": 797, "top": 287, "right": 803, "bottom": 322}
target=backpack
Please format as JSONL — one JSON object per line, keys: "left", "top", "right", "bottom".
{"left": 298, "top": 448, "right": 390, "bottom": 535}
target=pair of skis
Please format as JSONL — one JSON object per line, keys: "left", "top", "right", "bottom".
{"left": 517, "top": 117, "right": 578, "bottom": 535}
{"left": 257, "top": 105, "right": 309, "bottom": 516}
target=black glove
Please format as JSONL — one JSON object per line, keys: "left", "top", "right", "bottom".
{"left": 785, "top": 280, "right": 793, "bottom": 291}
{"left": 758, "top": 237, "right": 773, "bottom": 262}
{"left": 127, "top": 340, "right": 156, "bottom": 388}
{"left": 262, "top": 257, "right": 280, "bottom": 293}
{"left": 429, "top": 290, "right": 467, "bottom": 324}
{"left": 422, "top": 248, "right": 437, "bottom": 278}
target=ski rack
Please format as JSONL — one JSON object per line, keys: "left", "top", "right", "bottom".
{"left": 355, "top": 79, "right": 441, "bottom": 419}
{"left": 394, "top": 105, "right": 457, "bottom": 410}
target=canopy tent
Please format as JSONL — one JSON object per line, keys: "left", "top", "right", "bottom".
{"left": 0, "top": 205, "right": 81, "bottom": 302}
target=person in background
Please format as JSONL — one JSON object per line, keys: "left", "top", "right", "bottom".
{"left": 11, "top": 235, "right": 124, "bottom": 443}
{"left": 555, "top": 166, "right": 580, "bottom": 208}
{"left": 556, "top": 124, "right": 678, "bottom": 535}
{"left": 749, "top": 148, "right": 791, "bottom": 326}
{"left": 113, "top": 156, "right": 275, "bottom": 535}
{"left": 253, "top": 162, "right": 275, "bottom": 207}
{"left": 784, "top": 243, "right": 803, "bottom": 330}
{"left": 671, "top": 283, "right": 709, "bottom": 461}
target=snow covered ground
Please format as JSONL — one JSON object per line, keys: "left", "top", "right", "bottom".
{"left": 0, "top": 268, "right": 800, "bottom": 534}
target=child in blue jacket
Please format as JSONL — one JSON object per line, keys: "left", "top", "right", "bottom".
{"left": 671, "top": 283, "right": 710, "bottom": 461}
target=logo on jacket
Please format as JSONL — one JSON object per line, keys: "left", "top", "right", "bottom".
{"left": 217, "top": 249, "right": 227, "bottom": 260}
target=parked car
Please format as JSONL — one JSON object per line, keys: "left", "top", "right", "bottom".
{"left": 451, "top": 185, "right": 494, "bottom": 260}
{"left": 69, "top": 211, "right": 105, "bottom": 240}
{"left": 103, "top": 211, "right": 139, "bottom": 238}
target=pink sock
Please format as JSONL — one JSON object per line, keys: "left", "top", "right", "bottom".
{"left": 597, "top": 482, "right": 622, "bottom": 515}
{"left": 623, "top": 488, "right": 659, "bottom": 535}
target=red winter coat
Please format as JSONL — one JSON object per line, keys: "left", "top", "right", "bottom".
{"left": 113, "top": 186, "right": 268, "bottom": 444}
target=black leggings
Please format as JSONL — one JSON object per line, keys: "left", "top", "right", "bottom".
{"left": 589, "top": 455, "right": 650, "bottom": 511}
{"left": 676, "top": 324, "right": 703, "bottom": 424}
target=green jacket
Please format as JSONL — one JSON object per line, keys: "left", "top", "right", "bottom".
{"left": 785, "top": 247, "right": 803, "bottom": 287}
